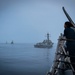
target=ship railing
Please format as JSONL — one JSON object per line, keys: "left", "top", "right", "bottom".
{"left": 46, "top": 33, "right": 74, "bottom": 75}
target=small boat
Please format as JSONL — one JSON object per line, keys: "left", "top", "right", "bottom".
{"left": 34, "top": 33, "right": 53, "bottom": 48}
{"left": 11, "top": 40, "right": 14, "bottom": 44}
{"left": 6, "top": 41, "right": 8, "bottom": 44}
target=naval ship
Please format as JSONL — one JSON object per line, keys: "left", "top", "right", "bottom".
{"left": 34, "top": 33, "right": 53, "bottom": 48}
{"left": 46, "top": 7, "right": 75, "bottom": 75}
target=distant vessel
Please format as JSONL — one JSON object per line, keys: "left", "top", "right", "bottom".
{"left": 6, "top": 41, "right": 8, "bottom": 44}
{"left": 34, "top": 33, "right": 53, "bottom": 48}
{"left": 11, "top": 40, "right": 14, "bottom": 44}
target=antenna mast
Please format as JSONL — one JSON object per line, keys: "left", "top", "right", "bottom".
{"left": 62, "top": 7, "right": 75, "bottom": 27}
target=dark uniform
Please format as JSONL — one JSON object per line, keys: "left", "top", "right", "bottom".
{"left": 64, "top": 27, "right": 75, "bottom": 70}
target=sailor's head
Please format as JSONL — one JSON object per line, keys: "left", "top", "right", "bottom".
{"left": 64, "top": 21, "right": 74, "bottom": 28}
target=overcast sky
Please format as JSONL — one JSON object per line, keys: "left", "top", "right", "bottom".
{"left": 0, "top": 0, "right": 75, "bottom": 43}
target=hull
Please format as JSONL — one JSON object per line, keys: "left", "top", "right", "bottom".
{"left": 34, "top": 44, "right": 53, "bottom": 48}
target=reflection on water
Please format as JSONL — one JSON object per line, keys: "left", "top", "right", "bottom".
{"left": 0, "top": 43, "right": 56, "bottom": 75}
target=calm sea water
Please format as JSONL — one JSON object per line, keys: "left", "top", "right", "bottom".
{"left": 0, "top": 43, "right": 57, "bottom": 75}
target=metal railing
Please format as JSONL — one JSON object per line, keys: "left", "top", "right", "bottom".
{"left": 46, "top": 33, "right": 74, "bottom": 75}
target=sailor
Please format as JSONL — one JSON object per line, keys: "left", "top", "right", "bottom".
{"left": 63, "top": 21, "right": 75, "bottom": 71}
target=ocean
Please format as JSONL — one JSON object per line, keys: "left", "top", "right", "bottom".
{"left": 0, "top": 43, "right": 57, "bottom": 75}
